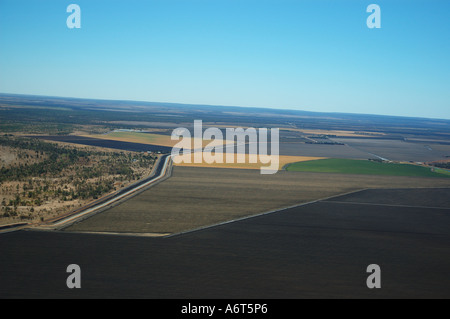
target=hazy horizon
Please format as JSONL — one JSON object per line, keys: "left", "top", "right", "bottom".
{"left": 2, "top": 91, "right": 450, "bottom": 122}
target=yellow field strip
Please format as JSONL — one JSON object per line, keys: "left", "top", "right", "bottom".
{"left": 173, "top": 153, "right": 326, "bottom": 170}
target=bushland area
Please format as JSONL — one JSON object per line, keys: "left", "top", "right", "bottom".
{"left": 0, "top": 136, "right": 156, "bottom": 225}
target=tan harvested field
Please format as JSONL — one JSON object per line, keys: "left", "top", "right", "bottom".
{"left": 173, "top": 153, "right": 325, "bottom": 170}
{"left": 65, "top": 166, "right": 450, "bottom": 235}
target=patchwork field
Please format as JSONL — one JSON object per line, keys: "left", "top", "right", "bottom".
{"left": 285, "top": 158, "right": 450, "bottom": 178}
{"left": 92, "top": 131, "right": 177, "bottom": 147}
{"left": 64, "top": 166, "right": 450, "bottom": 235}
{"left": 332, "top": 138, "right": 450, "bottom": 162}
{"left": 283, "top": 128, "right": 386, "bottom": 137}
{"left": 172, "top": 153, "right": 325, "bottom": 170}
{"left": 278, "top": 142, "right": 371, "bottom": 158}
{"left": 81, "top": 131, "right": 234, "bottom": 149}
{"left": 32, "top": 135, "right": 172, "bottom": 153}
{"left": 3, "top": 187, "right": 450, "bottom": 298}
{"left": 2, "top": 95, "right": 450, "bottom": 299}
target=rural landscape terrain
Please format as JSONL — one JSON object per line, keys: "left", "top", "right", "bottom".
{"left": 1, "top": 93, "right": 450, "bottom": 299}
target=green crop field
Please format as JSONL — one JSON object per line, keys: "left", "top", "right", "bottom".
{"left": 285, "top": 158, "right": 450, "bottom": 178}
{"left": 434, "top": 167, "right": 450, "bottom": 176}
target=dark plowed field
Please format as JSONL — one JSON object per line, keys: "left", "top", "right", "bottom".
{"left": 1, "top": 188, "right": 450, "bottom": 298}
{"left": 30, "top": 135, "right": 172, "bottom": 153}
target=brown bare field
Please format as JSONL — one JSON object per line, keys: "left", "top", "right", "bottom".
{"left": 65, "top": 166, "right": 450, "bottom": 235}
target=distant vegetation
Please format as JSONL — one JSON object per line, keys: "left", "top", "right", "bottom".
{"left": 428, "top": 162, "right": 450, "bottom": 176}
{"left": 0, "top": 136, "right": 156, "bottom": 223}
{"left": 430, "top": 162, "right": 450, "bottom": 169}
{"left": 285, "top": 158, "right": 450, "bottom": 178}
{"left": 2, "top": 94, "right": 450, "bottom": 139}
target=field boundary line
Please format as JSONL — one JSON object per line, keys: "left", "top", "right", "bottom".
{"left": 26, "top": 228, "right": 170, "bottom": 238}
{"left": 164, "top": 187, "right": 371, "bottom": 238}
{"left": 166, "top": 186, "right": 450, "bottom": 238}
{"left": 0, "top": 222, "right": 30, "bottom": 234}
{"left": 324, "top": 200, "right": 450, "bottom": 210}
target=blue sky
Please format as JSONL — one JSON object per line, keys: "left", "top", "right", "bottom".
{"left": 0, "top": 0, "right": 449, "bottom": 119}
